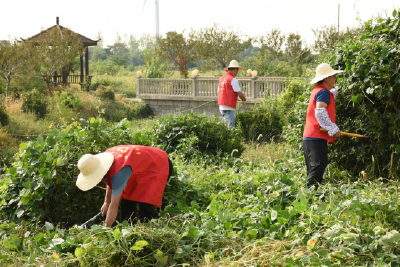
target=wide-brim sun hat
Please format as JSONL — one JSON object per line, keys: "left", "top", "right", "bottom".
{"left": 76, "top": 152, "right": 114, "bottom": 191}
{"left": 224, "top": 60, "right": 245, "bottom": 71}
{"left": 310, "top": 63, "right": 344, "bottom": 84}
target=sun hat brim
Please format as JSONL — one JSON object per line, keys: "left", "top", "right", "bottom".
{"left": 224, "top": 67, "right": 245, "bottom": 71}
{"left": 310, "top": 69, "right": 343, "bottom": 84}
{"left": 76, "top": 152, "right": 114, "bottom": 191}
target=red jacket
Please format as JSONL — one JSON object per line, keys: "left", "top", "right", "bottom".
{"left": 303, "top": 84, "right": 336, "bottom": 143}
{"left": 103, "top": 145, "right": 169, "bottom": 207}
{"left": 218, "top": 72, "right": 238, "bottom": 108}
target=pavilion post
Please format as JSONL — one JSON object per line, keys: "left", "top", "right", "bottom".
{"left": 80, "top": 55, "right": 84, "bottom": 90}
{"left": 85, "top": 47, "right": 89, "bottom": 92}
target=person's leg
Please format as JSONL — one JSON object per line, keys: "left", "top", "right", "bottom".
{"left": 302, "top": 140, "right": 311, "bottom": 177}
{"left": 167, "top": 157, "right": 174, "bottom": 182}
{"left": 120, "top": 198, "right": 138, "bottom": 224}
{"left": 138, "top": 202, "right": 157, "bottom": 223}
{"left": 220, "top": 110, "right": 236, "bottom": 128}
{"left": 303, "top": 140, "right": 328, "bottom": 189}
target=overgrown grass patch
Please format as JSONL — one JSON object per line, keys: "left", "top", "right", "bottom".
{"left": 90, "top": 74, "right": 137, "bottom": 98}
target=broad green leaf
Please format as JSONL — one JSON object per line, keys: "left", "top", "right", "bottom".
{"left": 188, "top": 227, "right": 199, "bottom": 238}
{"left": 130, "top": 245, "right": 143, "bottom": 251}
{"left": 19, "top": 143, "right": 28, "bottom": 149}
{"left": 10, "top": 234, "right": 22, "bottom": 247}
{"left": 56, "top": 158, "right": 64, "bottom": 166}
{"left": 154, "top": 250, "right": 168, "bottom": 265}
{"left": 246, "top": 229, "right": 258, "bottom": 239}
{"left": 113, "top": 228, "right": 122, "bottom": 240}
{"left": 135, "top": 240, "right": 149, "bottom": 247}
{"left": 16, "top": 209, "right": 24, "bottom": 218}
{"left": 271, "top": 210, "right": 277, "bottom": 221}
{"left": 8, "top": 167, "right": 17, "bottom": 175}
{"left": 45, "top": 222, "right": 54, "bottom": 231}
{"left": 75, "top": 247, "right": 83, "bottom": 258}
{"left": 37, "top": 135, "right": 44, "bottom": 144}
{"left": 51, "top": 238, "right": 65, "bottom": 246}
{"left": 218, "top": 209, "right": 232, "bottom": 223}
{"left": 22, "top": 182, "right": 31, "bottom": 189}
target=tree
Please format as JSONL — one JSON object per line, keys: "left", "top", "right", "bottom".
{"left": 107, "top": 34, "right": 130, "bottom": 67}
{"left": 128, "top": 35, "right": 143, "bottom": 66}
{"left": 91, "top": 32, "right": 107, "bottom": 62}
{"left": 156, "top": 31, "right": 196, "bottom": 78}
{"left": 142, "top": 46, "right": 172, "bottom": 78}
{"left": 0, "top": 40, "right": 32, "bottom": 103}
{"left": 256, "top": 29, "right": 286, "bottom": 60}
{"left": 312, "top": 25, "right": 363, "bottom": 55}
{"left": 191, "top": 24, "right": 252, "bottom": 70}
{"left": 284, "top": 33, "right": 312, "bottom": 65}
{"left": 30, "top": 28, "right": 84, "bottom": 89}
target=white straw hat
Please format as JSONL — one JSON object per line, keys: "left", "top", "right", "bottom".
{"left": 310, "top": 63, "right": 343, "bottom": 84}
{"left": 224, "top": 60, "right": 244, "bottom": 71}
{"left": 76, "top": 152, "right": 114, "bottom": 191}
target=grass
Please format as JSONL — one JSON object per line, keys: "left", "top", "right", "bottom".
{"left": 241, "top": 141, "right": 290, "bottom": 165}
{"left": 90, "top": 74, "right": 137, "bottom": 98}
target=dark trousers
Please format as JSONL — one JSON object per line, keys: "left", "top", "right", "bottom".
{"left": 120, "top": 158, "right": 174, "bottom": 223}
{"left": 302, "top": 140, "right": 328, "bottom": 189}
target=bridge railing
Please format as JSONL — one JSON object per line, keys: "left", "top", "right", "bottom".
{"left": 137, "top": 76, "right": 290, "bottom": 100}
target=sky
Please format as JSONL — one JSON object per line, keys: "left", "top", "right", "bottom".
{"left": 1, "top": 0, "right": 399, "bottom": 47}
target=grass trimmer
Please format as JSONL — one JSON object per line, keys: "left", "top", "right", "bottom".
{"left": 80, "top": 212, "right": 102, "bottom": 228}
{"left": 320, "top": 128, "right": 370, "bottom": 138}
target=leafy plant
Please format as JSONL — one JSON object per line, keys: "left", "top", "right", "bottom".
{"left": 95, "top": 85, "right": 115, "bottom": 101}
{"left": 141, "top": 112, "right": 245, "bottom": 159}
{"left": 237, "top": 98, "right": 285, "bottom": 143}
{"left": 21, "top": 89, "right": 48, "bottom": 119}
{"left": 327, "top": 10, "right": 400, "bottom": 179}
{"left": 54, "top": 89, "right": 81, "bottom": 109}
{"left": 0, "top": 99, "right": 10, "bottom": 126}
{"left": 0, "top": 117, "right": 135, "bottom": 226}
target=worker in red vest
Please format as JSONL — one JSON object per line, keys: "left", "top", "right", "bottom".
{"left": 218, "top": 60, "right": 247, "bottom": 127}
{"left": 76, "top": 145, "right": 173, "bottom": 227}
{"left": 303, "top": 63, "right": 343, "bottom": 189}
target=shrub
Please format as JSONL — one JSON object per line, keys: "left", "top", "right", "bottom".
{"left": 21, "top": 89, "right": 48, "bottom": 119}
{"left": 126, "top": 101, "right": 154, "bottom": 120}
{"left": 280, "top": 79, "right": 311, "bottom": 148}
{"left": 326, "top": 11, "right": 400, "bottom": 179}
{"left": 141, "top": 112, "right": 244, "bottom": 158}
{"left": 0, "top": 117, "right": 136, "bottom": 226}
{"left": 95, "top": 85, "right": 115, "bottom": 101}
{"left": 0, "top": 101, "right": 9, "bottom": 127}
{"left": 55, "top": 89, "right": 81, "bottom": 109}
{"left": 0, "top": 128, "right": 18, "bottom": 167}
{"left": 89, "top": 76, "right": 116, "bottom": 90}
{"left": 237, "top": 98, "right": 284, "bottom": 143}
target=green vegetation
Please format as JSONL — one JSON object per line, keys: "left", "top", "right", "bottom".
{"left": 327, "top": 10, "right": 400, "bottom": 179}
{"left": 1, "top": 9, "right": 400, "bottom": 267}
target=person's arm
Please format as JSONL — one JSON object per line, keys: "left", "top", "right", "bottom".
{"left": 231, "top": 78, "right": 246, "bottom": 101}
{"left": 237, "top": 91, "right": 246, "bottom": 101}
{"left": 106, "top": 193, "right": 122, "bottom": 227}
{"left": 101, "top": 185, "right": 112, "bottom": 216}
{"left": 315, "top": 101, "right": 341, "bottom": 137}
{"left": 330, "top": 88, "right": 338, "bottom": 99}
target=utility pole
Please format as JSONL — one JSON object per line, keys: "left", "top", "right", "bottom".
{"left": 155, "top": 0, "right": 159, "bottom": 37}
{"left": 338, "top": 4, "right": 340, "bottom": 33}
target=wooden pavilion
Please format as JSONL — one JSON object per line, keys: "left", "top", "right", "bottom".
{"left": 22, "top": 17, "right": 99, "bottom": 90}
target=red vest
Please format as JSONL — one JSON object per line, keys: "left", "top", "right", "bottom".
{"left": 218, "top": 72, "right": 238, "bottom": 108}
{"left": 103, "top": 145, "right": 169, "bottom": 207}
{"left": 303, "top": 84, "right": 336, "bottom": 143}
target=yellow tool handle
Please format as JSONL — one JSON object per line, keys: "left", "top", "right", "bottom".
{"left": 320, "top": 128, "right": 369, "bottom": 138}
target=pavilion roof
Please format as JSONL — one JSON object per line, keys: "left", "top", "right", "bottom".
{"left": 21, "top": 17, "right": 99, "bottom": 47}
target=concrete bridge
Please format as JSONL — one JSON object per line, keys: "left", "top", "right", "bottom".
{"left": 136, "top": 76, "right": 289, "bottom": 117}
